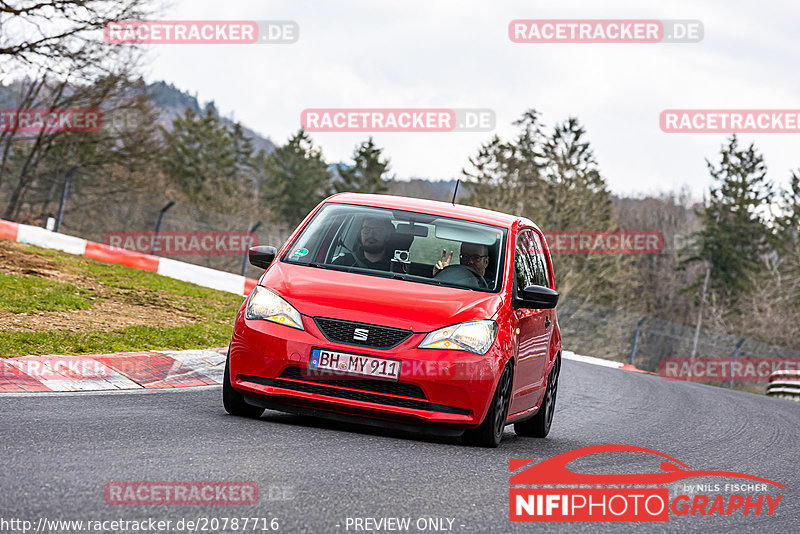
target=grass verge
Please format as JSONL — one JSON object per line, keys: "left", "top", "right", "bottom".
{"left": 0, "top": 240, "right": 246, "bottom": 357}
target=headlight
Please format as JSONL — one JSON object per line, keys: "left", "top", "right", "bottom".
{"left": 246, "top": 286, "right": 304, "bottom": 330}
{"left": 418, "top": 320, "right": 497, "bottom": 355}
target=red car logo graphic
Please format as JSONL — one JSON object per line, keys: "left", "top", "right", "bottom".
{"left": 510, "top": 444, "right": 785, "bottom": 487}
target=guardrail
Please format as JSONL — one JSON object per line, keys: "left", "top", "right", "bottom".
{"left": 767, "top": 370, "right": 800, "bottom": 402}
{"left": 0, "top": 219, "right": 258, "bottom": 296}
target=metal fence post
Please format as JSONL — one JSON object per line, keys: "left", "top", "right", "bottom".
{"left": 729, "top": 338, "right": 746, "bottom": 389}
{"left": 240, "top": 221, "right": 263, "bottom": 276}
{"left": 629, "top": 315, "right": 648, "bottom": 366}
{"left": 54, "top": 166, "right": 79, "bottom": 233}
{"left": 150, "top": 201, "right": 175, "bottom": 254}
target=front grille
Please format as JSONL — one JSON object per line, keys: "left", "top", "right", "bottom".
{"left": 279, "top": 366, "right": 426, "bottom": 399}
{"left": 314, "top": 317, "right": 412, "bottom": 349}
{"left": 240, "top": 375, "right": 469, "bottom": 415}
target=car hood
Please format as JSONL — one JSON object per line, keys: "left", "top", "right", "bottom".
{"left": 260, "top": 261, "right": 504, "bottom": 333}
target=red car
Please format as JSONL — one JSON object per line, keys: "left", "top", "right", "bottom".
{"left": 223, "top": 193, "right": 561, "bottom": 447}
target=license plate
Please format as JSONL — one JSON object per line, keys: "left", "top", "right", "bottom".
{"left": 309, "top": 348, "right": 401, "bottom": 381}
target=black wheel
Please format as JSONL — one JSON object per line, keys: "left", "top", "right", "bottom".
{"left": 463, "top": 362, "right": 513, "bottom": 448}
{"left": 223, "top": 348, "right": 264, "bottom": 418}
{"left": 514, "top": 354, "right": 560, "bottom": 438}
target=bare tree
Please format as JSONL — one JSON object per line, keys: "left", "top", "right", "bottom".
{"left": 0, "top": 0, "right": 162, "bottom": 221}
{"left": 0, "top": 0, "right": 158, "bottom": 79}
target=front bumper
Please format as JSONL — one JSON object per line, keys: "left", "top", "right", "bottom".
{"left": 229, "top": 309, "right": 503, "bottom": 428}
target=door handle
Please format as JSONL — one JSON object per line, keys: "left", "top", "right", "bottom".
{"left": 545, "top": 318, "right": 552, "bottom": 328}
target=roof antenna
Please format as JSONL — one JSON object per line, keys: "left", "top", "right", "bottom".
{"left": 451, "top": 179, "right": 461, "bottom": 205}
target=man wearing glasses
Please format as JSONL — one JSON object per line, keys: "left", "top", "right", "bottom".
{"left": 433, "top": 242, "right": 491, "bottom": 282}
{"left": 333, "top": 215, "right": 395, "bottom": 270}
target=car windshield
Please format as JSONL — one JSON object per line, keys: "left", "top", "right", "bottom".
{"left": 282, "top": 203, "right": 506, "bottom": 292}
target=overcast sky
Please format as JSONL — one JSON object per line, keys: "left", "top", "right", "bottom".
{"left": 142, "top": 0, "right": 800, "bottom": 199}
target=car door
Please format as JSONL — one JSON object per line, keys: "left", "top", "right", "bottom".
{"left": 509, "top": 228, "right": 554, "bottom": 414}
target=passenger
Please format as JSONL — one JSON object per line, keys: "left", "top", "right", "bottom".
{"left": 333, "top": 216, "right": 395, "bottom": 270}
{"left": 433, "top": 242, "right": 493, "bottom": 287}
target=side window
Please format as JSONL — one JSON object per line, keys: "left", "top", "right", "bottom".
{"left": 515, "top": 229, "right": 550, "bottom": 298}
{"left": 529, "top": 231, "right": 551, "bottom": 287}
{"left": 514, "top": 230, "right": 536, "bottom": 299}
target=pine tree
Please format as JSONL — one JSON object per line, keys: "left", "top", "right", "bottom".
{"left": 463, "top": 109, "right": 549, "bottom": 215}
{"left": 508, "top": 109, "right": 549, "bottom": 216}
{"left": 536, "top": 117, "right": 623, "bottom": 303}
{"left": 161, "top": 107, "right": 253, "bottom": 207}
{"left": 539, "top": 117, "right": 613, "bottom": 231}
{"left": 463, "top": 110, "right": 621, "bottom": 303}
{"left": 681, "top": 135, "right": 773, "bottom": 302}
{"left": 774, "top": 170, "right": 800, "bottom": 254}
{"left": 334, "top": 137, "right": 391, "bottom": 194}
{"left": 262, "top": 130, "right": 331, "bottom": 228}
{"left": 462, "top": 134, "right": 519, "bottom": 213}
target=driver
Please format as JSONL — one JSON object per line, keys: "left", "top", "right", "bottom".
{"left": 433, "top": 242, "right": 491, "bottom": 281}
{"left": 333, "top": 215, "right": 394, "bottom": 270}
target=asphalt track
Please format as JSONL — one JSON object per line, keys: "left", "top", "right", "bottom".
{"left": 1, "top": 359, "right": 799, "bottom": 534}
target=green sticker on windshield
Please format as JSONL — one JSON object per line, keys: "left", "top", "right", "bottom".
{"left": 292, "top": 248, "right": 308, "bottom": 257}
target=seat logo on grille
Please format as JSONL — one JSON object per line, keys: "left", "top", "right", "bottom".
{"left": 353, "top": 328, "right": 369, "bottom": 341}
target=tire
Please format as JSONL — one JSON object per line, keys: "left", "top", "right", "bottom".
{"left": 223, "top": 348, "right": 264, "bottom": 418}
{"left": 514, "top": 354, "right": 560, "bottom": 438}
{"left": 463, "top": 362, "right": 513, "bottom": 448}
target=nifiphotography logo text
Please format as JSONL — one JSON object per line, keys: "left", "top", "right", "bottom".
{"left": 509, "top": 445, "right": 784, "bottom": 522}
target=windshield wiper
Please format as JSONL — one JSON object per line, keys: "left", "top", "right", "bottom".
{"left": 312, "top": 262, "right": 396, "bottom": 279}
{"left": 307, "top": 262, "right": 334, "bottom": 270}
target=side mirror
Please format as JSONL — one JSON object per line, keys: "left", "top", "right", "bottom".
{"left": 249, "top": 246, "right": 277, "bottom": 269}
{"left": 519, "top": 285, "right": 559, "bottom": 309}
